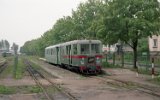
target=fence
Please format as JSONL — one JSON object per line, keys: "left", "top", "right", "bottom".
{"left": 104, "top": 51, "right": 160, "bottom": 73}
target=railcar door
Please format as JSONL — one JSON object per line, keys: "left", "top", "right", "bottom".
{"left": 68, "top": 45, "right": 72, "bottom": 65}
{"left": 56, "top": 47, "right": 60, "bottom": 64}
{"left": 66, "top": 45, "right": 72, "bottom": 65}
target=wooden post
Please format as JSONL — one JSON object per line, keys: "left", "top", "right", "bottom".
{"left": 113, "top": 52, "right": 115, "bottom": 66}
{"left": 13, "top": 43, "right": 18, "bottom": 78}
{"left": 152, "top": 58, "right": 155, "bottom": 79}
{"left": 136, "top": 61, "right": 139, "bottom": 77}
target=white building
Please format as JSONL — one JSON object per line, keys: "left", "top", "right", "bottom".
{"left": 148, "top": 35, "right": 160, "bottom": 52}
{"left": 102, "top": 43, "right": 132, "bottom": 54}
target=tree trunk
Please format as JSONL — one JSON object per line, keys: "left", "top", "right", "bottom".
{"left": 133, "top": 40, "right": 138, "bottom": 69}
{"left": 113, "top": 52, "right": 115, "bottom": 66}
{"left": 106, "top": 54, "right": 108, "bottom": 62}
{"left": 121, "top": 43, "right": 124, "bottom": 67}
{"left": 121, "top": 51, "right": 124, "bottom": 67}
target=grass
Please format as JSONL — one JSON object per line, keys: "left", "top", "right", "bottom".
{"left": 0, "top": 85, "right": 15, "bottom": 94}
{"left": 0, "top": 57, "right": 14, "bottom": 78}
{"left": 0, "top": 56, "right": 26, "bottom": 79}
{"left": 153, "top": 75, "right": 160, "bottom": 85}
{"left": 102, "top": 61, "right": 122, "bottom": 68}
{"left": 0, "top": 85, "right": 44, "bottom": 94}
{"left": 27, "top": 86, "right": 43, "bottom": 93}
{"left": 13, "top": 85, "right": 43, "bottom": 94}
{"left": 15, "top": 58, "right": 26, "bottom": 79}
{"left": 0, "top": 57, "right": 5, "bottom": 63}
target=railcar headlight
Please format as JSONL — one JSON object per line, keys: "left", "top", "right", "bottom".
{"left": 96, "top": 57, "right": 100, "bottom": 64}
{"left": 80, "top": 58, "right": 85, "bottom": 65}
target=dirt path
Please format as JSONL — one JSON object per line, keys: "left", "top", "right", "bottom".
{"left": 105, "top": 68, "right": 160, "bottom": 90}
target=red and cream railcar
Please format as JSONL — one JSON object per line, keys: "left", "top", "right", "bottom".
{"left": 45, "top": 40, "right": 102, "bottom": 74}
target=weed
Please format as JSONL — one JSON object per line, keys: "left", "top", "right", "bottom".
{"left": 28, "top": 86, "right": 43, "bottom": 93}
{"left": 102, "top": 61, "right": 122, "bottom": 68}
{"left": 15, "top": 58, "right": 26, "bottom": 79}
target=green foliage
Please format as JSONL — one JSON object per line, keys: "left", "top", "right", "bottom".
{"left": 0, "top": 85, "right": 15, "bottom": 94}
{"left": 20, "top": 0, "right": 105, "bottom": 57}
{"left": 98, "top": 0, "right": 160, "bottom": 69}
{"left": 138, "top": 38, "right": 149, "bottom": 52}
{"left": 20, "top": 0, "right": 160, "bottom": 62}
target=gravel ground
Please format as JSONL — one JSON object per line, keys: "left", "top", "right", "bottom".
{"left": 0, "top": 94, "right": 42, "bottom": 100}
{"left": 0, "top": 57, "right": 159, "bottom": 100}
{"left": 29, "top": 58, "right": 160, "bottom": 100}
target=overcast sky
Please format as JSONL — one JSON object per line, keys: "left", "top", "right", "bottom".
{"left": 0, "top": 0, "right": 87, "bottom": 47}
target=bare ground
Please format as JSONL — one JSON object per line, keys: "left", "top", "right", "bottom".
{"left": 29, "top": 58, "right": 160, "bottom": 100}
{"left": 0, "top": 57, "right": 160, "bottom": 100}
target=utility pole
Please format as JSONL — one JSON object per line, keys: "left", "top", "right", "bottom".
{"left": 13, "top": 43, "right": 18, "bottom": 78}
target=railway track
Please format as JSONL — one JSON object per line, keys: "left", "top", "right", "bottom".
{"left": 24, "top": 59, "right": 77, "bottom": 100}
{"left": 0, "top": 61, "right": 7, "bottom": 74}
{"left": 90, "top": 76, "right": 160, "bottom": 98}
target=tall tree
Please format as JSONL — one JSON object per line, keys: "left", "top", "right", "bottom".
{"left": 72, "top": 0, "right": 105, "bottom": 39}
{"left": 99, "top": 0, "right": 160, "bottom": 69}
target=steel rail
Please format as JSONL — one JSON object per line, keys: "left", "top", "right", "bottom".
{"left": 25, "top": 60, "right": 77, "bottom": 100}
{"left": 89, "top": 76, "right": 160, "bottom": 98}
{"left": 0, "top": 62, "right": 7, "bottom": 74}
{"left": 25, "top": 61, "right": 53, "bottom": 100}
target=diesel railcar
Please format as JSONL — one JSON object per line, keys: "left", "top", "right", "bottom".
{"left": 45, "top": 40, "right": 102, "bottom": 74}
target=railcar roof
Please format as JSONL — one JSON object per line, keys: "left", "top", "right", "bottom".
{"left": 61, "top": 40, "right": 101, "bottom": 45}
{"left": 45, "top": 40, "right": 101, "bottom": 49}
{"left": 45, "top": 44, "right": 61, "bottom": 49}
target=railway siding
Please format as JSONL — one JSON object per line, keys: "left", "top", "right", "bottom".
{"left": 0, "top": 58, "right": 6, "bottom": 66}
{"left": 25, "top": 58, "right": 77, "bottom": 100}
{"left": 25, "top": 56, "right": 160, "bottom": 100}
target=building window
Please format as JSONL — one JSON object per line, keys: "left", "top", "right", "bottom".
{"left": 153, "top": 39, "right": 158, "bottom": 48}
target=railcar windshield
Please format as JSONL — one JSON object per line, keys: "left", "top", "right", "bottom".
{"left": 91, "top": 44, "right": 100, "bottom": 54}
{"left": 80, "top": 44, "right": 90, "bottom": 54}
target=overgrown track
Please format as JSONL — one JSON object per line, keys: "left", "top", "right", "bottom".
{"left": 90, "top": 76, "right": 160, "bottom": 98}
{"left": 25, "top": 60, "right": 52, "bottom": 100}
{"left": 25, "top": 59, "right": 77, "bottom": 100}
{"left": 0, "top": 61, "right": 7, "bottom": 74}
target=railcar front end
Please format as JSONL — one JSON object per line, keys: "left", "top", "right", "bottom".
{"left": 78, "top": 42, "right": 102, "bottom": 74}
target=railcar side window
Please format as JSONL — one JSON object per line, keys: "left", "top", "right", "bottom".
{"left": 66, "top": 46, "right": 69, "bottom": 55}
{"left": 52, "top": 49, "right": 54, "bottom": 55}
{"left": 81, "top": 44, "right": 89, "bottom": 54}
{"left": 66, "top": 45, "right": 71, "bottom": 55}
{"left": 73, "top": 44, "right": 77, "bottom": 55}
{"left": 91, "top": 44, "right": 100, "bottom": 54}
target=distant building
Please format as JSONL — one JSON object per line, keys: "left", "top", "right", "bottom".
{"left": 102, "top": 43, "right": 132, "bottom": 54}
{"left": 149, "top": 35, "right": 160, "bottom": 52}
{"left": 0, "top": 48, "right": 8, "bottom": 56}
{"left": 0, "top": 48, "right": 7, "bottom": 53}
{"left": 148, "top": 35, "right": 160, "bottom": 57}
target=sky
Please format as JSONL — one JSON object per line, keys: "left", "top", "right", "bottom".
{"left": 0, "top": 0, "right": 87, "bottom": 47}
